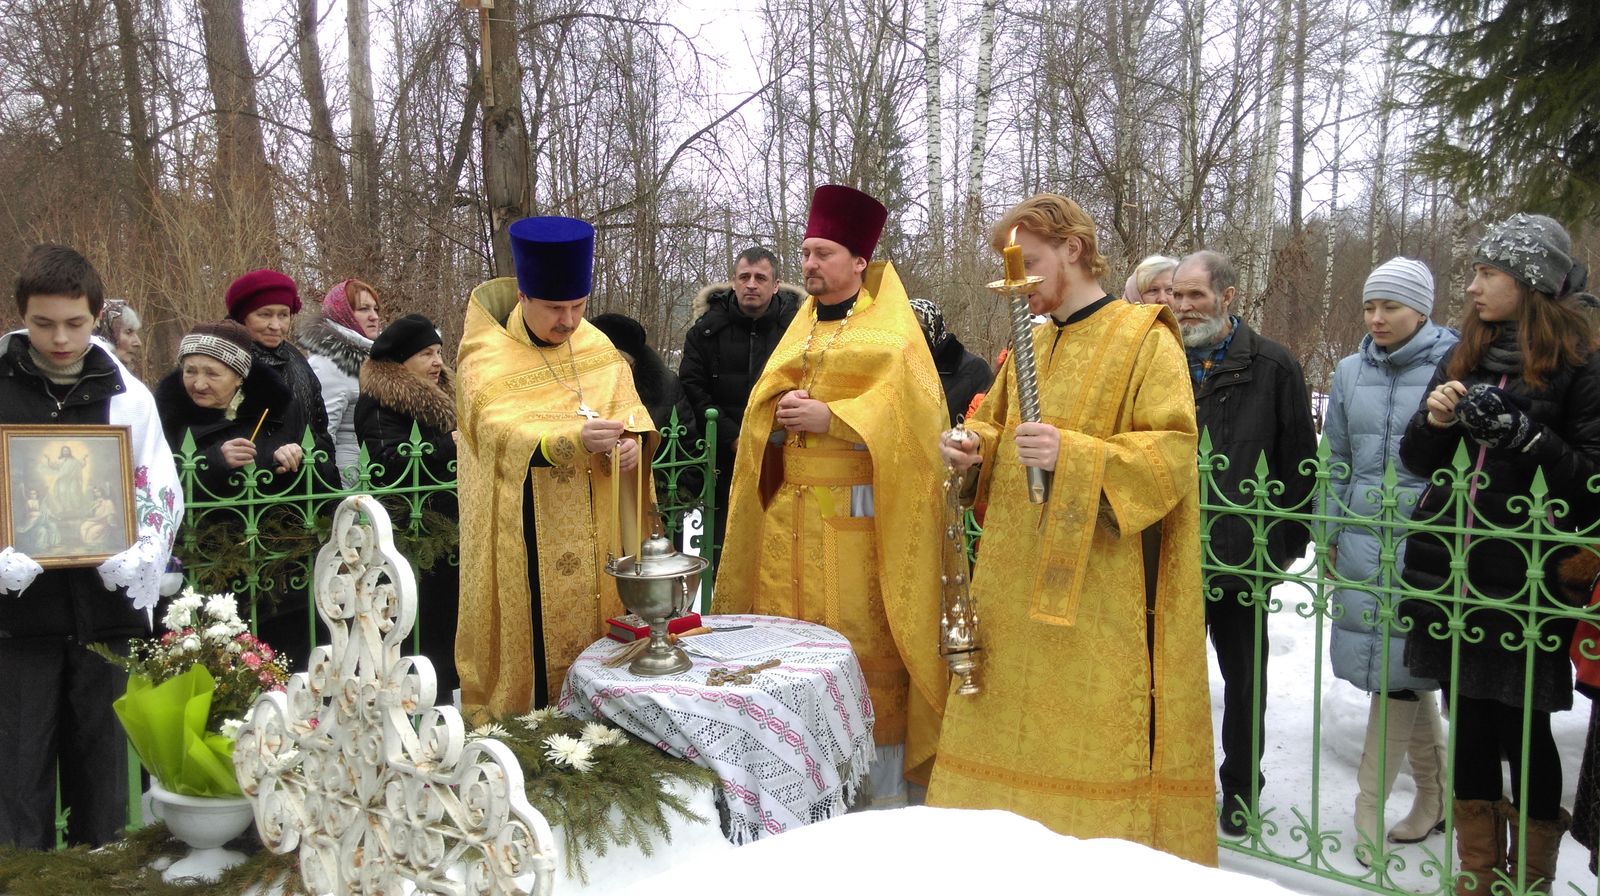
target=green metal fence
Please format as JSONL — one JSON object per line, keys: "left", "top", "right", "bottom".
{"left": 153, "top": 413, "right": 1600, "bottom": 896}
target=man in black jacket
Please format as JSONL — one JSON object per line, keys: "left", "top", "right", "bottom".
{"left": 1167, "top": 250, "right": 1317, "bottom": 836}
{"left": 0, "top": 246, "right": 181, "bottom": 848}
{"left": 679, "top": 247, "right": 800, "bottom": 561}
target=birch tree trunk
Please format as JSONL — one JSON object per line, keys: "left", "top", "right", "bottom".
{"left": 924, "top": 0, "right": 945, "bottom": 261}
{"left": 1368, "top": 4, "right": 1396, "bottom": 269}
{"left": 963, "top": 0, "right": 998, "bottom": 227}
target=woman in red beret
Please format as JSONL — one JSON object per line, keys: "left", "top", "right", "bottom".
{"left": 224, "top": 269, "right": 339, "bottom": 490}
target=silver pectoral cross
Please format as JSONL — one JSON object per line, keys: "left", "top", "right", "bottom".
{"left": 577, "top": 403, "right": 599, "bottom": 420}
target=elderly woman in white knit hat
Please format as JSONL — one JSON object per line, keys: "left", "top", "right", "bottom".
{"left": 1322, "top": 256, "right": 1459, "bottom": 862}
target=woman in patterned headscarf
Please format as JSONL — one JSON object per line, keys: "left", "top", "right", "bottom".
{"left": 1397, "top": 213, "right": 1600, "bottom": 894}
{"left": 909, "top": 297, "right": 991, "bottom": 426}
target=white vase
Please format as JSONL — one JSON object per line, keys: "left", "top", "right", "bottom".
{"left": 148, "top": 779, "right": 256, "bottom": 883}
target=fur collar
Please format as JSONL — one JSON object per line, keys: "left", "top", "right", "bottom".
{"left": 295, "top": 305, "right": 372, "bottom": 377}
{"left": 1559, "top": 549, "right": 1600, "bottom": 607}
{"left": 155, "top": 358, "right": 292, "bottom": 445}
{"left": 359, "top": 358, "right": 456, "bottom": 432}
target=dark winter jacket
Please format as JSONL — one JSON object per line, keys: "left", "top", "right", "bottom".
{"left": 1194, "top": 319, "right": 1318, "bottom": 594}
{"left": 1397, "top": 341, "right": 1600, "bottom": 712}
{"left": 932, "top": 333, "right": 993, "bottom": 426}
{"left": 1324, "top": 322, "right": 1458, "bottom": 692}
{"left": 353, "top": 359, "right": 457, "bottom": 513}
{"left": 679, "top": 284, "right": 802, "bottom": 451}
{"left": 251, "top": 339, "right": 340, "bottom": 490}
{"left": 0, "top": 334, "right": 149, "bottom": 642}
{"left": 154, "top": 359, "right": 301, "bottom": 500}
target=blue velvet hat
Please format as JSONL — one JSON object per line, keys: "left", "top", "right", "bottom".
{"left": 508, "top": 216, "right": 595, "bottom": 301}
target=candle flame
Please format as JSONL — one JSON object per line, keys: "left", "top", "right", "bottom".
{"left": 1009, "top": 225, "right": 1018, "bottom": 246}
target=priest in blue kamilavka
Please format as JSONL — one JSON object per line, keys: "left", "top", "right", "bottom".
{"left": 455, "top": 217, "right": 654, "bottom": 720}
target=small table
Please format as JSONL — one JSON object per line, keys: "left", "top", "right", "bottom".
{"left": 558, "top": 614, "right": 875, "bottom": 843}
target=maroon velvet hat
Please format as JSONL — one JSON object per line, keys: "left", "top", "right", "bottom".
{"left": 224, "top": 269, "right": 301, "bottom": 321}
{"left": 803, "top": 185, "right": 889, "bottom": 260}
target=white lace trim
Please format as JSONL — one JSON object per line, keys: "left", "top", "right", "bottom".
{"left": 96, "top": 538, "right": 164, "bottom": 611}
{"left": 0, "top": 547, "right": 44, "bottom": 596}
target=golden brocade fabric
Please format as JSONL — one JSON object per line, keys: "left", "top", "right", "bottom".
{"left": 455, "top": 278, "right": 654, "bottom": 720}
{"left": 925, "top": 300, "right": 1217, "bottom": 866}
{"left": 713, "top": 261, "right": 950, "bottom": 782}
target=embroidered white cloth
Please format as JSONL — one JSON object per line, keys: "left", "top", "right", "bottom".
{"left": 558, "top": 615, "right": 875, "bottom": 844}
{"left": 0, "top": 547, "right": 44, "bottom": 595}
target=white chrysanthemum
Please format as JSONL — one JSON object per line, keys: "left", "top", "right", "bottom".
{"left": 579, "top": 722, "right": 626, "bottom": 747}
{"left": 179, "top": 635, "right": 202, "bottom": 653}
{"left": 204, "top": 593, "right": 240, "bottom": 624}
{"left": 543, "top": 734, "right": 595, "bottom": 772}
{"left": 204, "top": 622, "right": 239, "bottom": 643}
{"left": 516, "top": 711, "right": 542, "bottom": 730}
{"left": 163, "top": 594, "right": 203, "bottom": 632}
{"left": 468, "top": 723, "right": 508, "bottom": 741}
{"left": 528, "top": 707, "right": 557, "bottom": 724}
{"left": 219, "top": 719, "right": 244, "bottom": 740}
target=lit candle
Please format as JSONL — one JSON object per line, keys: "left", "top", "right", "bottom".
{"left": 611, "top": 440, "right": 622, "bottom": 560}
{"left": 1003, "top": 225, "right": 1025, "bottom": 283}
{"left": 634, "top": 433, "right": 647, "bottom": 567}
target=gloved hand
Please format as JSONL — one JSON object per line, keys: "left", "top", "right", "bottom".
{"left": 1456, "top": 383, "right": 1537, "bottom": 451}
{"left": 97, "top": 539, "right": 164, "bottom": 611}
{"left": 0, "top": 547, "right": 44, "bottom": 596}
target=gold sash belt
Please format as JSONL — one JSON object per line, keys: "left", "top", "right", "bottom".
{"left": 782, "top": 446, "right": 873, "bottom": 486}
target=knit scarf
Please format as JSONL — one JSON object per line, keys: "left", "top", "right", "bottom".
{"left": 1480, "top": 323, "right": 1523, "bottom": 375}
{"left": 28, "top": 346, "right": 89, "bottom": 385}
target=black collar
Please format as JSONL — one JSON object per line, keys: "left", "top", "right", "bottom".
{"left": 816, "top": 294, "right": 858, "bottom": 321}
{"left": 1056, "top": 294, "right": 1118, "bottom": 326}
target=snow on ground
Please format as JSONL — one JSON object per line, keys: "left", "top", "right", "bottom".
{"left": 1215, "top": 553, "right": 1596, "bottom": 895}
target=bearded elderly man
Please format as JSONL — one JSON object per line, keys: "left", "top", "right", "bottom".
{"left": 930, "top": 194, "right": 1216, "bottom": 864}
{"left": 1162, "top": 249, "right": 1316, "bottom": 837}
{"left": 455, "top": 216, "right": 654, "bottom": 719}
{"left": 713, "top": 185, "right": 949, "bottom": 806}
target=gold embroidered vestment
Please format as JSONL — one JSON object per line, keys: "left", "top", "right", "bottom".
{"left": 713, "top": 261, "right": 950, "bottom": 782}
{"left": 455, "top": 278, "right": 653, "bottom": 719}
{"left": 925, "top": 300, "right": 1217, "bottom": 866}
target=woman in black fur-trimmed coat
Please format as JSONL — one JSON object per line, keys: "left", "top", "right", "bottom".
{"left": 354, "top": 314, "right": 458, "bottom": 693}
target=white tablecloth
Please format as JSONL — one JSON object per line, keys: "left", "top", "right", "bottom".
{"left": 557, "top": 614, "right": 875, "bottom": 843}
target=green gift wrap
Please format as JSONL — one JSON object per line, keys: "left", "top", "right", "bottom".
{"left": 113, "top": 665, "right": 242, "bottom": 797}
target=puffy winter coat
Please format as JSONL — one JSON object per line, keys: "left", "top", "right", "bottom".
{"left": 679, "top": 284, "right": 801, "bottom": 452}
{"left": 1324, "top": 322, "right": 1458, "bottom": 692}
{"left": 1194, "top": 319, "right": 1319, "bottom": 594}
{"left": 0, "top": 334, "right": 152, "bottom": 642}
{"left": 296, "top": 307, "right": 371, "bottom": 486}
{"left": 1398, "top": 340, "right": 1600, "bottom": 712}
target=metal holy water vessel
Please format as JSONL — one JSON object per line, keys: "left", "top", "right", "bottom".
{"left": 605, "top": 533, "right": 708, "bottom": 676}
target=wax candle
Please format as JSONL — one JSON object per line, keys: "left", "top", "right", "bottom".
{"left": 611, "top": 442, "right": 622, "bottom": 560}
{"left": 635, "top": 434, "right": 647, "bottom": 566}
{"left": 1003, "top": 226, "right": 1025, "bottom": 282}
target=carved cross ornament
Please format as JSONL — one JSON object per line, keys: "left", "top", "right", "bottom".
{"left": 233, "top": 495, "right": 557, "bottom": 895}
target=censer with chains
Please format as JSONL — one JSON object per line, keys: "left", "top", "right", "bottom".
{"left": 939, "top": 419, "right": 982, "bottom": 695}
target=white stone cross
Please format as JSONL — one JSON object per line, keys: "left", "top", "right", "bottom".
{"left": 233, "top": 495, "right": 557, "bottom": 895}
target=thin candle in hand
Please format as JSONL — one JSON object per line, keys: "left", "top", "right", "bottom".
{"left": 635, "top": 433, "right": 646, "bottom": 567}
{"left": 611, "top": 438, "right": 622, "bottom": 561}
{"left": 247, "top": 408, "right": 269, "bottom": 444}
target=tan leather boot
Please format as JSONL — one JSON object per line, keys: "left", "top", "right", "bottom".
{"left": 1390, "top": 690, "right": 1447, "bottom": 843}
{"left": 1506, "top": 805, "right": 1571, "bottom": 894}
{"left": 1452, "top": 798, "right": 1508, "bottom": 896}
{"left": 1355, "top": 695, "right": 1420, "bottom": 865}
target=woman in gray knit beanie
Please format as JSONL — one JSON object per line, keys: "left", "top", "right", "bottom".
{"left": 1393, "top": 213, "right": 1600, "bottom": 891}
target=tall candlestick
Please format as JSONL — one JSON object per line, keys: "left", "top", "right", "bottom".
{"left": 1003, "top": 225, "right": 1025, "bottom": 282}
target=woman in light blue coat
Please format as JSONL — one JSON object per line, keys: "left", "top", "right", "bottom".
{"left": 1324, "top": 257, "right": 1458, "bottom": 859}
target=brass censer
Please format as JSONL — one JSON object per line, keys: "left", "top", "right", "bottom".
{"left": 604, "top": 531, "right": 708, "bottom": 676}
{"left": 939, "top": 420, "right": 982, "bottom": 695}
